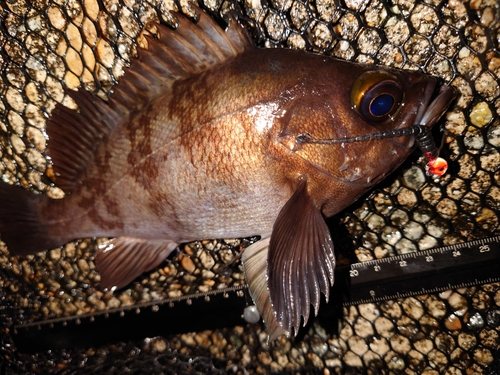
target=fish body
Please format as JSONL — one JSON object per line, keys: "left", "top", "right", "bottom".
{"left": 0, "top": 9, "right": 455, "bottom": 339}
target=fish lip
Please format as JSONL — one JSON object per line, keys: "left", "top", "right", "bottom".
{"left": 415, "top": 80, "right": 457, "bottom": 129}
{"left": 391, "top": 79, "right": 456, "bottom": 150}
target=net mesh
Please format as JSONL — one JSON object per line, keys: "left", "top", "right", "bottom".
{"left": 0, "top": 0, "right": 500, "bottom": 373}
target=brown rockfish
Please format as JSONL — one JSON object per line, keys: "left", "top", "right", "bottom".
{"left": 0, "top": 8, "right": 455, "bottom": 340}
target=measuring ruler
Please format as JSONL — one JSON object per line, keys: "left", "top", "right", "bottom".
{"left": 11, "top": 236, "right": 500, "bottom": 352}
{"left": 336, "top": 235, "right": 500, "bottom": 304}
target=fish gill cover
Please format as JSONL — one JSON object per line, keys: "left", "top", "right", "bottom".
{"left": 0, "top": 0, "right": 499, "bottom": 374}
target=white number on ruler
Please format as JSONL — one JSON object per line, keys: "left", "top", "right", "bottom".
{"left": 426, "top": 255, "right": 434, "bottom": 262}
{"left": 399, "top": 260, "right": 408, "bottom": 267}
{"left": 350, "top": 269, "right": 359, "bottom": 277}
{"left": 479, "top": 245, "right": 490, "bottom": 253}
{"left": 453, "top": 250, "right": 461, "bottom": 257}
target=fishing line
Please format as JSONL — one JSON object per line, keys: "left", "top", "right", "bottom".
{"left": 296, "top": 125, "right": 448, "bottom": 177}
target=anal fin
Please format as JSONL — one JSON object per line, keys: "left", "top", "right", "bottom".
{"left": 96, "top": 237, "right": 178, "bottom": 290}
{"left": 242, "top": 238, "right": 286, "bottom": 341}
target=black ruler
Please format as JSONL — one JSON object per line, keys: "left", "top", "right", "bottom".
{"left": 11, "top": 236, "right": 500, "bottom": 353}
{"left": 336, "top": 235, "right": 500, "bottom": 304}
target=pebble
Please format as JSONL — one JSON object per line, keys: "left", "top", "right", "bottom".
{"left": 358, "top": 303, "right": 379, "bottom": 322}
{"left": 179, "top": 256, "right": 196, "bottom": 273}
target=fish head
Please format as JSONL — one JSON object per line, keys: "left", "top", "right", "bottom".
{"left": 275, "top": 61, "right": 456, "bottom": 215}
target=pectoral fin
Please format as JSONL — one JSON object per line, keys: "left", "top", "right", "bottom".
{"left": 267, "top": 178, "right": 336, "bottom": 336}
{"left": 96, "top": 237, "right": 178, "bottom": 289}
{"left": 242, "top": 238, "right": 285, "bottom": 341}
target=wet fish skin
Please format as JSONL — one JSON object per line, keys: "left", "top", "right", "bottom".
{"left": 0, "top": 9, "right": 456, "bottom": 340}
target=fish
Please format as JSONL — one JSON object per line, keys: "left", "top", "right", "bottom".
{"left": 0, "top": 7, "right": 456, "bottom": 340}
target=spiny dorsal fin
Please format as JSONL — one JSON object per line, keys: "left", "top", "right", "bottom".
{"left": 46, "top": 8, "right": 253, "bottom": 194}
{"left": 267, "top": 178, "right": 336, "bottom": 336}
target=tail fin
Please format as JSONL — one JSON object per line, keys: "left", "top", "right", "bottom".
{"left": 0, "top": 183, "right": 60, "bottom": 255}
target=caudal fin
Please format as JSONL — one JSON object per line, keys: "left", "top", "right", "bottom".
{"left": 0, "top": 183, "right": 60, "bottom": 255}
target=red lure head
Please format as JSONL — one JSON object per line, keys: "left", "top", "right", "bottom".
{"left": 425, "top": 154, "right": 448, "bottom": 177}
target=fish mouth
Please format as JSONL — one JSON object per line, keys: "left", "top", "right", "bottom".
{"left": 414, "top": 79, "right": 457, "bottom": 130}
{"left": 391, "top": 78, "right": 456, "bottom": 150}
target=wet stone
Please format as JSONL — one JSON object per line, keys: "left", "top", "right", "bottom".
{"left": 363, "top": 0, "right": 387, "bottom": 27}
{"left": 450, "top": 347, "right": 471, "bottom": 369}
{"left": 389, "top": 334, "right": 411, "bottom": 355}
{"left": 384, "top": 16, "right": 410, "bottom": 46}
{"left": 404, "top": 34, "right": 431, "bottom": 65}
{"left": 354, "top": 317, "right": 374, "bottom": 338}
{"left": 410, "top": 4, "right": 438, "bottom": 35}
{"left": 485, "top": 308, "right": 500, "bottom": 327}
{"left": 478, "top": 328, "right": 498, "bottom": 348}
{"left": 358, "top": 303, "right": 379, "bottom": 322}
{"left": 290, "top": 1, "right": 310, "bottom": 30}
{"left": 384, "top": 350, "right": 405, "bottom": 371}
{"left": 357, "top": 28, "right": 381, "bottom": 55}
{"left": 380, "top": 300, "right": 402, "bottom": 319}
{"left": 458, "top": 332, "right": 477, "bottom": 350}
{"left": 428, "top": 349, "right": 448, "bottom": 370}
{"left": 473, "top": 347, "right": 493, "bottom": 366}
{"left": 413, "top": 204, "right": 435, "bottom": 224}
{"left": 487, "top": 120, "right": 500, "bottom": 147}
{"left": 348, "top": 336, "right": 368, "bottom": 356}
{"left": 470, "top": 102, "right": 493, "bottom": 127}
{"left": 472, "top": 290, "right": 491, "bottom": 310}
{"left": 374, "top": 316, "right": 394, "bottom": 338}
{"left": 396, "top": 237, "right": 418, "bottom": 253}
{"left": 390, "top": 209, "right": 409, "bottom": 226}
{"left": 435, "top": 198, "right": 458, "bottom": 219}
{"left": 419, "top": 314, "right": 440, "bottom": 336}
{"left": 369, "top": 336, "right": 390, "bottom": 357}
{"left": 456, "top": 47, "right": 482, "bottom": 81}
{"left": 436, "top": 333, "right": 456, "bottom": 355}
{"left": 366, "top": 213, "right": 385, "bottom": 231}
{"left": 403, "top": 221, "right": 424, "bottom": 241}
{"left": 343, "top": 350, "right": 363, "bottom": 367}
{"left": 476, "top": 72, "right": 500, "bottom": 102}
{"left": 409, "top": 349, "right": 427, "bottom": 371}
{"left": 264, "top": 10, "right": 286, "bottom": 42}
{"left": 380, "top": 226, "right": 401, "bottom": 246}
{"left": 403, "top": 297, "right": 424, "bottom": 320}
{"left": 475, "top": 207, "right": 498, "bottom": 231}
{"left": 396, "top": 316, "right": 420, "bottom": 339}
{"left": 480, "top": 144, "right": 500, "bottom": 172}
{"left": 426, "top": 295, "right": 447, "bottom": 319}
{"left": 448, "top": 292, "right": 468, "bottom": 316}
{"left": 466, "top": 311, "right": 485, "bottom": 330}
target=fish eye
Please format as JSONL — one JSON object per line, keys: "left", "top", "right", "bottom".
{"left": 351, "top": 71, "right": 404, "bottom": 123}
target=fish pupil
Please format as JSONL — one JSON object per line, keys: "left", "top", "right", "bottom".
{"left": 370, "top": 94, "right": 394, "bottom": 117}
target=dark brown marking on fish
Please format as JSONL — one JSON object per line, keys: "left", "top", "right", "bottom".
{"left": 76, "top": 183, "right": 103, "bottom": 209}
{"left": 102, "top": 195, "right": 121, "bottom": 219}
{"left": 126, "top": 108, "right": 156, "bottom": 179}
{"left": 98, "top": 148, "right": 113, "bottom": 176}
{"left": 86, "top": 205, "right": 124, "bottom": 231}
{"left": 130, "top": 156, "right": 160, "bottom": 193}
{"left": 146, "top": 190, "right": 183, "bottom": 230}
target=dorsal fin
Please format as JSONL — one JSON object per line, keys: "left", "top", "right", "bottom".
{"left": 46, "top": 8, "right": 253, "bottom": 194}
